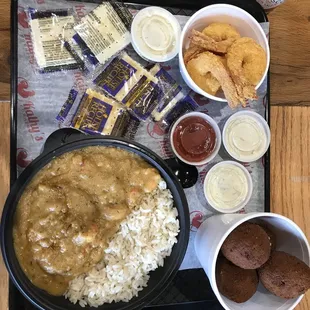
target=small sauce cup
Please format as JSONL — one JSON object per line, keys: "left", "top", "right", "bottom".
{"left": 223, "top": 110, "right": 271, "bottom": 163}
{"left": 203, "top": 160, "right": 253, "bottom": 213}
{"left": 131, "top": 7, "right": 181, "bottom": 62}
{"left": 170, "top": 112, "right": 221, "bottom": 166}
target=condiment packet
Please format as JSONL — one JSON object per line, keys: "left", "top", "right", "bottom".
{"left": 56, "top": 86, "right": 80, "bottom": 123}
{"left": 57, "top": 87, "right": 130, "bottom": 137}
{"left": 71, "top": 89, "right": 130, "bottom": 136}
{"left": 28, "top": 8, "right": 81, "bottom": 73}
{"left": 149, "top": 64, "right": 186, "bottom": 122}
{"left": 158, "top": 95, "right": 199, "bottom": 131}
{"left": 122, "top": 115, "right": 141, "bottom": 141}
{"left": 93, "top": 52, "right": 159, "bottom": 121}
{"left": 63, "top": 39, "right": 88, "bottom": 73}
{"left": 73, "top": 2, "right": 132, "bottom": 66}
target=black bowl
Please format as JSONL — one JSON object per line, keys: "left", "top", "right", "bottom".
{"left": 1, "top": 136, "right": 189, "bottom": 310}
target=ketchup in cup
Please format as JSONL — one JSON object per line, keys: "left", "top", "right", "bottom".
{"left": 172, "top": 116, "right": 216, "bottom": 163}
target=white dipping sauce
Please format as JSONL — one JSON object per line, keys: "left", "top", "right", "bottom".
{"left": 224, "top": 115, "right": 268, "bottom": 162}
{"left": 131, "top": 7, "right": 181, "bottom": 62}
{"left": 205, "top": 163, "right": 249, "bottom": 210}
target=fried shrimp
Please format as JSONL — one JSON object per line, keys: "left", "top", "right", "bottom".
{"left": 187, "top": 67, "right": 221, "bottom": 96}
{"left": 190, "top": 29, "right": 235, "bottom": 54}
{"left": 183, "top": 45, "right": 205, "bottom": 64}
{"left": 186, "top": 52, "right": 244, "bottom": 108}
{"left": 184, "top": 47, "right": 226, "bottom": 95}
{"left": 226, "top": 37, "right": 267, "bottom": 100}
{"left": 202, "top": 23, "right": 241, "bottom": 42}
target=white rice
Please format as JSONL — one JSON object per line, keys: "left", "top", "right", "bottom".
{"left": 65, "top": 181, "right": 179, "bottom": 307}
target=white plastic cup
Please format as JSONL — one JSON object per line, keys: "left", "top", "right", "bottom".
{"left": 203, "top": 161, "right": 253, "bottom": 213}
{"left": 179, "top": 4, "right": 270, "bottom": 102}
{"left": 170, "top": 111, "right": 221, "bottom": 166}
{"left": 222, "top": 110, "right": 271, "bottom": 163}
{"left": 195, "top": 212, "right": 310, "bottom": 310}
{"left": 131, "top": 7, "right": 181, "bottom": 62}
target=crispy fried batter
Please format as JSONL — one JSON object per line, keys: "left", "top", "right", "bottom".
{"left": 202, "top": 23, "right": 241, "bottom": 42}
{"left": 183, "top": 45, "right": 205, "bottom": 65}
{"left": 184, "top": 47, "right": 224, "bottom": 95}
{"left": 227, "top": 37, "right": 267, "bottom": 100}
{"left": 190, "top": 29, "right": 236, "bottom": 54}
{"left": 186, "top": 52, "right": 244, "bottom": 108}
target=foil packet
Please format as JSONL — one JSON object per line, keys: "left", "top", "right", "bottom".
{"left": 93, "top": 52, "right": 159, "bottom": 121}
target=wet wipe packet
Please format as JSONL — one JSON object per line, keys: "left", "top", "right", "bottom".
{"left": 28, "top": 8, "right": 82, "bottom": 73}
{"left": 93, "top": 52, "right": 159, "bottom": 121}
{"left": 57, "top": 87, "right": 130, "bottom": 137}
{"left": 73, "top": 2, "right": 132, "bottom": 67}
{"left": 149, "top": 64, "right": 186, "bottom": 122}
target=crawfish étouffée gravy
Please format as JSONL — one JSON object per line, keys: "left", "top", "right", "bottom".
{"left": 13, "top": 146, "right": 161, "bottom": 295}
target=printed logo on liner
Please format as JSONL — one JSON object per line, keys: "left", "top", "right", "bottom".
{"left": 18, "top": 6, "right": 29, "bottom": 29}
{"left": 198, "top": 169, "right": 208, "bottom": 185}
{"left": 190, "top": 211, "right": 204, "bottom": 232}
{"left": 74, "top": 71, "right": 86, "bottom": 93}
{"left": 21, "top": 100, "right": 44, "bottom": 142}
{"left": 75, "top": 4, "right": 86, "bottom": 19}
{"left": 23, "top": 33, "right": 36, "bottom": 65}
{"left": 193, "top": 93, "right": 209, "bottom": 106}
{"left": 17, "top": 148, "right": 32, "bottom": 168}
{"left": 159, "top": 139, "right": 173, "bottom": 159}
{"left": 146, "top": 122, "right": 166, "bottom": 139}
{"left": 18, "top": 77, "right": 35, "bottom": 98}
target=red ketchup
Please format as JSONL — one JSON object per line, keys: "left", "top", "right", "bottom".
{"left": 172, "top": 116, "right": 216, "bottom": 163}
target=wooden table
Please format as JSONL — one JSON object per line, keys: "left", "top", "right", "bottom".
{"left": 0, "top": 0, "right": 310, "bottom": 309}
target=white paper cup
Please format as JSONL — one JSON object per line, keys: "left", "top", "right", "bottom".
{"left": 222, "top": 110, "right": 271, "bottom": 162}
{"left": 179, "top": 4, "right": 270, "bottom": 102}
{"left": 203, "top": 161, "right": 253, "bottom": 213}
{"left": 170, "top": 111, "right": 221, "bottom": 166}
{"left": 195, "top": 213, "right": 310, "bottom": 310}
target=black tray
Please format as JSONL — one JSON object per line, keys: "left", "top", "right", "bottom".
{"left": 9, "top": 0, "right": 270, "bottom": 309}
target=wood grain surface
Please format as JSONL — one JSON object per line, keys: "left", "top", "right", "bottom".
{"left": 0, "top": 30, "right": 10, "bottom": 100}
{"left": 270, "top": 106, "right": 310, "bottom": 310}
{"left": 269, "top": 0, "right": 310, "bottom": 106}
{"left": 0, "top": 102, "right": 10, "bottom": 310}
{"left": 0, "top": 0, "right": 310, "bottom": 309}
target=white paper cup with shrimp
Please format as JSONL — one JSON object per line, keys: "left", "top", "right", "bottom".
{"left": 179, "top": 4, "right": 270, "bottom": 102}
{"left": 195, "top": 212, "right": 310, "bottom": 310}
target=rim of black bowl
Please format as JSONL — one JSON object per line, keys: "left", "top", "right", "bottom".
{"left": 1, "top": 137, "right": 190, "bottom": 310}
